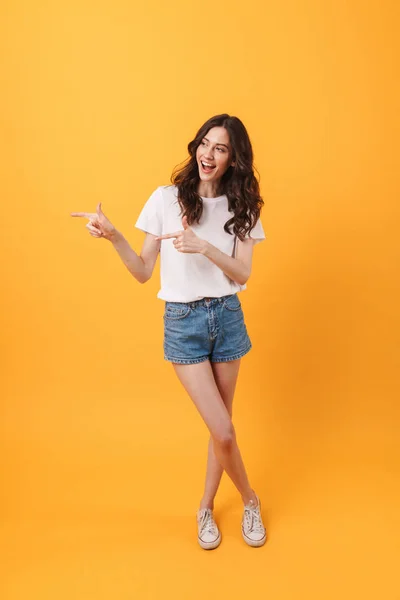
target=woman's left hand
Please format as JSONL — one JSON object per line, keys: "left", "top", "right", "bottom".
{"left": 156, "top": 216, "right": 207, "bottom": 254}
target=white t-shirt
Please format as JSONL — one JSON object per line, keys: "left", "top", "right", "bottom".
{"left": 135, "top": 185, "right": 266, "bottom": 302}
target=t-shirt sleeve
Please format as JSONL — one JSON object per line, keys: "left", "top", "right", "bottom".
{"left": 247, "top": 216, "right": 266, "bottom": 245}
{"left": 135, "top": 186, "right": 163, "bottom": 236}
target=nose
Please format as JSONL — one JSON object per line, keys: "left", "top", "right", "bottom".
{"left": 203, "top": 147, "right": 214, "bottom": 160}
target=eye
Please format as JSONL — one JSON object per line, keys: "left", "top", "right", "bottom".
{"left": 216, "top": 147, "right": 225, "bottom": 152}
{"left": 200, "top": 140, "right": 207, "bottom": 146}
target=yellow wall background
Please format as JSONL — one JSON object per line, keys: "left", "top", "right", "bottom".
{"left": 1, "top": 0, "right": 399, "bottom": 598}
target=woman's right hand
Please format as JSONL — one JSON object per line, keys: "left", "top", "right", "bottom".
{"left": 70, "top": 203, "right": 118, "bottom": 242}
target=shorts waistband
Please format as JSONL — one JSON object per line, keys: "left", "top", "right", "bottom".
{"left": 166, "top": 294, "right": 236, "bottom": 308}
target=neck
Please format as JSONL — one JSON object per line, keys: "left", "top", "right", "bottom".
{"left": 197, "top": 181, "right": 222, "bottom": 198}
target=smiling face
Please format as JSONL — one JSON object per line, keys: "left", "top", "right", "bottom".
{"left": 195, "top": 126, "right": 235, "bottom": 192}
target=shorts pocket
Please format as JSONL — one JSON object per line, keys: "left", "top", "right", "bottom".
{"left": 164, "top": 302, "right": 192, "bottom": 320}
{"left": 222, "top": 294, "right": 242, "bottom": 311}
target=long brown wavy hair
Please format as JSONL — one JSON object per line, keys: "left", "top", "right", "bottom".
{"left": 171, "top": 114, "right": 264, "bottom": 241}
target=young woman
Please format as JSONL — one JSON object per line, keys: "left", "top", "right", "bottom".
{"left": 71, "top": 114, "right": 267, "bottom": 550}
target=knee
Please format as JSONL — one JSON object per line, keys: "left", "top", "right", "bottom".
{"left": 213, "top": 422, "right": 236, "bottom": 450}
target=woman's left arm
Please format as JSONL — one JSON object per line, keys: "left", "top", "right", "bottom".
{"left": 200, "top": 238, "right": 255, "bottom": 285}
{"left": 156, "top": 215, "right": 256, "bottom": 285}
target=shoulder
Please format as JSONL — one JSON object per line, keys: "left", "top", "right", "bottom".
{"left": 155, "top": 186, "right": 180, "bottom": 213}
{"left": 153, "top": 184, "right": 178, "bottom": 195}
{"left": 160, "top": 185, "right": 179, "bottom": 200}
{"left": 149, "top": 185, "right": 178, "bottom": 203}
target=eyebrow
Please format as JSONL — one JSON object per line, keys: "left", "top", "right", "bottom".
{"left": 204, "top": 137, "right": 230, "bottom": 149}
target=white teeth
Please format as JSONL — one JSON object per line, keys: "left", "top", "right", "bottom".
{"left": 202, "top": 161, "right": 214, "bottom": 168}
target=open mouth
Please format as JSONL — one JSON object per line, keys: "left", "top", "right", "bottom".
{"left": 200, "top": 161, "right": 216, "bottom": 174}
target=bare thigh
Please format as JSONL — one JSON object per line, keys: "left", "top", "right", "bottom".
{"left": 172, "top": 359, "right": 241, "bottom": 438}
{"left": 211, "top": 360, "right": 241, "bottom": 418}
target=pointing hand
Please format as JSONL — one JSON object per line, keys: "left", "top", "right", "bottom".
{"left": 156, "top": 216, "right": 206, "bottom": 254}
{"left": 70, "top": 203, "right": 118, "bottom": 242}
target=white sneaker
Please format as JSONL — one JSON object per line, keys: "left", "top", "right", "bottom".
{"left": 241, "top": 494, "right": 267, "bottom": 547}
{"left": 196, "top": 508, "right": 221, "bottom": 550}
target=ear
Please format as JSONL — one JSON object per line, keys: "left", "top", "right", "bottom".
{"left": 231, "top": 160, "right": 236, "bottom": 167}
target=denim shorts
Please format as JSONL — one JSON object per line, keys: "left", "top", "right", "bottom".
{"left": 163, "top": 293, "right": 252, "bottom": 365}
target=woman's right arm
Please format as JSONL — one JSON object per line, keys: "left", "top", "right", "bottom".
{"left": 110, "top": 230, "right": 160, "bottom": 284}
{"left": 71, "top": 202, "right": 160, "bottom": 284}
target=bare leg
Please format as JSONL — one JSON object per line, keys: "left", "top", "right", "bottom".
{"left": 199, "top": 360, "right": 240, "bottom": 510}
{"left": 172, "top": 360, "right": 257, "bottom": 507}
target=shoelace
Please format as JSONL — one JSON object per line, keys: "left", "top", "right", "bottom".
{"left": 198, "top": 509, "right": 218, "bottom": 536}
{"left": 243, "top": 504, "right": 265, "bottom": 534}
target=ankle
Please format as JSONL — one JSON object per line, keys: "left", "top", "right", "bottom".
{"left": 242, "top": 489, "right": 258, "bottom": 507}
{"left": 199, "top": 498, "right": 214, "bottom": 510}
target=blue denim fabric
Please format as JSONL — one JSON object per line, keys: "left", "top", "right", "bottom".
{"left": 163, "top": 294, "right": 252, "bottom": 364}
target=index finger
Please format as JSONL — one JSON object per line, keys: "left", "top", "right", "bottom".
{"left": 156, "top": 231, "right": 181, "bottom": 240}
{"left": 70, "top": 212, "right": 96, "bottom": 218}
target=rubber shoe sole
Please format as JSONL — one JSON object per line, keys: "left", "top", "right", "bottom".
{"left": 198, "top": 530, "right": 222, "bottom": 550}
{"left": 241, "top": 528, "right": 266, "bottom": 547}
